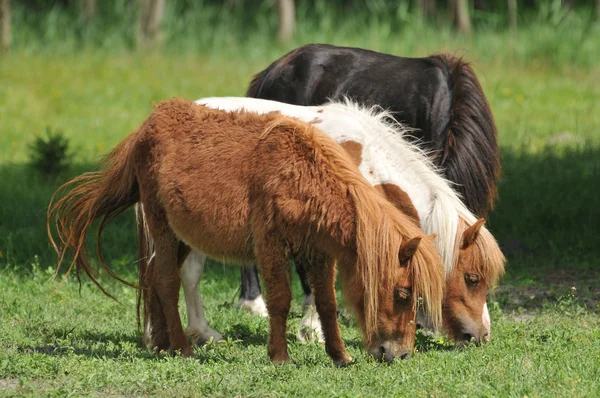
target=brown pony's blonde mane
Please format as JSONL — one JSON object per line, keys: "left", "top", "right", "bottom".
{"left": 350, "top": 182, "right": 444, "bottom": 335}
{"left": 455, "top": 217, "right": 506, "bottom": 287}
{"left": 262, "top": 115, "right": 444, "bottom": 337}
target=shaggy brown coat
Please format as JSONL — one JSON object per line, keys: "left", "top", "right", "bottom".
{"left": 48, "top": 98, "right": 444, "bottom": 364}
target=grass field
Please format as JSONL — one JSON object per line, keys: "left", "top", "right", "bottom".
{"left": 1, "top": 38, "right": 599, "bottom": 396}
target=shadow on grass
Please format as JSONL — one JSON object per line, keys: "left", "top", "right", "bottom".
{"left": 223, "top": 322, "right": 268, "bottom": 347}
{"left": 0, "top": 162, "right": 137, "bottom": 274}
{"left": 12, "top": 327, "right": 230, "bottom": 362}
{"left": 490, "top": 145, "right": 600, "bottom": 267}
{"left": 48, "top": 327, "right": 141, "bottom": 346}
{"left": 13, "top": 327, "right": 153, "bottom": 360}
{"left": 489, "top": 145, "right": 600, "bottom": 311}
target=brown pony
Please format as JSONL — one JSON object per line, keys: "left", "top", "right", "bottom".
{"left": 47, "top": 98, "right": 444, "bottom": 365}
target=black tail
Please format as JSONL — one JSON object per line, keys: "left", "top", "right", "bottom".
{"left": 433, "top": 54, "right": 500, "bottom": 218}
{"left": 246, "top": 59, "right": 284, "bottom": 99}
{"left": 246, "top": 64, "right": 272, "bottom": 98}
{"left": 246, "top": 47, "right": 302, "bottom": 99}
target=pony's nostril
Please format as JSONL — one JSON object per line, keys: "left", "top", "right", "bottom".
{"left": 462, "top": 333, "right": 481, "bottom": 346}
{"left": 482, "top": 332, "right": 490, "bottom": 343}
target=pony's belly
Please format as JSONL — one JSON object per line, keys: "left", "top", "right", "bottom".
{"left": 168, "top": 213, "right": 254, "bottom": 263}
{"left": 157, "top": 177, "right": 255, "bottom": 262}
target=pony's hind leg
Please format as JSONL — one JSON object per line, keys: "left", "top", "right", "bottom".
{"left": 143, "top": 207, "right": 193, "bottom": 357}
{"left": 253, "top": 232, "right": 292, "bottom": 364}
{"left": 308, "top": 254, "right": 352, "bottom": 366}
{"left": 181, "top": 250, "right": 224, "bottom": 345}
{"left": 153, "top": 235, "right": 193, "bottom": 357}
{"left": 142, "top": 254, "right": 171, "bottom": 352}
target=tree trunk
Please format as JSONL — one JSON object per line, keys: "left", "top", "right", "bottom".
{"left": 417, "top": 0, "right": 436, "bottom": 22}
{"left": 454, "top": 0, "right": 472, "bottom": 34}
{"left": 138, "top": 0, "right": 165, "bottom": 49}
{"left": 0, "top": 0, "right": 11, "bottom": 52}
{"left": 277, "top": 0, "right": 295, "bottom": 43}
{"left": 83, "top": 0, "right": 96, "bottom": 21}
{"left": 508, "top": 0, "right": 517, "bottom": 32}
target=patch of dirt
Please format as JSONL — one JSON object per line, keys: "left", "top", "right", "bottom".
{"left": 512, "top": 314, "right": 536, "bottom": 322}
{"left": 0, "top": 379, "right": 18, "bottom": 389}
{"left": 494, "top": 268, "right": 600, "bottom": 313}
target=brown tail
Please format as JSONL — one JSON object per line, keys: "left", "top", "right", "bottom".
{"left": 47, "top": 131, "right": 141, "bottom": 299}
{"left": 433, "top": 54, "right": 500, "bottom": 218}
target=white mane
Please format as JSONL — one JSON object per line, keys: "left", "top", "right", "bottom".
{"left": 322, "top": 99, "right": 479, "bottom": 274}
{"left": 196, "top": 97, "right": 482, "bottom": 274}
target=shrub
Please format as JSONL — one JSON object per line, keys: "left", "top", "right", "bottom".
{"left": 28, "top": 127, "right": 72, "bottom": 179}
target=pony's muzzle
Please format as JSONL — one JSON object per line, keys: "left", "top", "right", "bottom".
{"left": 457, "top": 328, "right": 489, "bottom": 347}
{"left": 369, "top": 342, "right": 411, "bottom": 363}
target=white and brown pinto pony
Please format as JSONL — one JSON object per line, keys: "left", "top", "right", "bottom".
{"left": 172, "top": 97, "right": 505, "bottom": 347}
{"left": 48, "top": 98, "right": 444, "bottom": 365}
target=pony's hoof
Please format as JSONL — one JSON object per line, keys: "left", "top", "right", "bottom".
{"left": 166, "top": 345, "right": 195, "bottom": 358}
{"left": 237, "top": 296, "right": 269, "bottom": 317}
{"left": 186, "top": 327, "right": 224, "bottom": 346}
{"left": 297, "top": 307, "right": 325, "bottom": 344}
{"left": 268, "top": 348, "right": 290, "bottom": 365}
{"left": 332, "top": 353, "right": 353, "bottom": 367}
{"left": 182, "top": 346, "right": 195, "bottom": 358}
{"left": 271, "top": 356, "right": 292, "bottom": 365}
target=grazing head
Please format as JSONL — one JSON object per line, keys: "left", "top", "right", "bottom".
{"left": 338, "top": 180, "right": 444, "bottom": 363}
{"left": 366, "top": 236, "right": 421, "bottom": 362}
{"left": 443, "top": 217, "right": 505, "bottom": 346}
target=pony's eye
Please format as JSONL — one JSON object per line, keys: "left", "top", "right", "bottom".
{"left": 394, "top": 287, "right": 411, "bottom": 302}
{"left": 465, "top": 273, "right": 480, "bottom": 287}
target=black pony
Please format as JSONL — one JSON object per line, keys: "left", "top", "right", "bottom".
{"left": 241, "top": 44, "right": 500, "bottom": 322}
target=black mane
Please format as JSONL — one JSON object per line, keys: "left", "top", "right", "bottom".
{"left": 247, "top": 44, "right": 499, "bottom": 217}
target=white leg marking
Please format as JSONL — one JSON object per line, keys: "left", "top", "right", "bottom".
{"left": 181, "top": 251, "right": 223, "bottom": 345}
{"left": 297, "top": 293, "right": 325, "bottom": 343}
{"left": 236, "top": 295, "right": 269, "bottom": 317}
{"left": 235, "top": 261, "right": 269, "bottom": 317}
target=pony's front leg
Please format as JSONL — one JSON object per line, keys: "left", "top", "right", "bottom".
{"left": 253, "top": 236, "right": 292, "bottom": 364}
{"left": 309, "top": 256, "right": 352, "bottom": 366}
{"left": 237, "top": 264, "right": 269, "bottom": 317}
{"left": 294, "top": 253, "right": 324, "bottom": 343}
{"left": 181, "top": 251, "right": 223, "bottom": 345}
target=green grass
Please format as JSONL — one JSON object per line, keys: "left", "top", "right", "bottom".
{"left": 1, "top": 265, "right": 599, "bottom": 397}
{"left": 1, "top": 33, "right": 600, "bottom": 396}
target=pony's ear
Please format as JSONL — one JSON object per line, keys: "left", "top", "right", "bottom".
{"left": 429, "top": 233, "right": 438, "bottom": 241}
{"left": 461, "top": 218, "right": 485, "bottom": 249}
{"left": 399, "top": 237, "right": 421, "bottom": 265}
